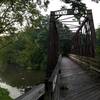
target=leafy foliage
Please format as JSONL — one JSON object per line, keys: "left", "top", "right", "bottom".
{"left": 0, "top": 0, "right": 73, "bottom": 70}
{"left": 0, "top": 16, "right": 48, "bottom": 70}
{"left": 96, "top": 27, "right": 100, "bottom": 56}
{"left": 56, "top": 21, "right": 72, "bottom": 56}
{"left": 61, "top": 0, "right": 87, "bottom": 19}
{"left": 0, "top": 15, "right": 72, "bottom": 70}
{"left": 0, "top": 0, "right": 99, "bottom": 35}
{"left": 0, "top": 88, "right": 12, "bottom": 100}
{"left": 0, "top": 0, "right": 41, "bottom": 34}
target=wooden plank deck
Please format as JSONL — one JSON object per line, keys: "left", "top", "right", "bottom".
{"left": 60, "top": 57, "right": 100, "bottom": 100}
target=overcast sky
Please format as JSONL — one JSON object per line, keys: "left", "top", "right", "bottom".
{"left": 41, "top": 0, "right": 100, "bottom": 29}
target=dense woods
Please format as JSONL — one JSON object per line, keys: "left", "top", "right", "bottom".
{"left": 0, "top": 0, "right": 73, "bottom": 71}
{"left": 0, "top": 16, "right": 72, "bottom": 71}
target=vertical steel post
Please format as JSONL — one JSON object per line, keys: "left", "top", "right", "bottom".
{"left": 87, "top": 10, "right": 96, "bottom": 57}
{"left": 47, "top": 11, "right": 59, "bottom": 79}
{"left": 45, "top": 11, "right": 59, "bottom": 100}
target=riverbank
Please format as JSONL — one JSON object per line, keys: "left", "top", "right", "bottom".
{"left": 0, "top": 69, "right": 45, "bottom": 99}
{"left": 0, "top": 87, "right": 12, "bottom": 100}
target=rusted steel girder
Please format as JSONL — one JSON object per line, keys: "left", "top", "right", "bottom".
{"left": 47, "top": 11, "right": 59, "bottom": 79}
{"left": 72, "top": 10, "right": 96, "bottom": 57}
{"left": 87, "top": 10, "right": 96, "bottom": 57}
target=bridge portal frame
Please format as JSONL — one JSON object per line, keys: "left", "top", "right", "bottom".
{"left": 46, "top": 9, "right": 96, "bottom": 100}
{"left": 47, "top": 9, "right": 76, "bottom": 79}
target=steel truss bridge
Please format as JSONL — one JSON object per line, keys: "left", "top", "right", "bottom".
{"left": 15, "top": 9, "right": 99, "bottom": 100}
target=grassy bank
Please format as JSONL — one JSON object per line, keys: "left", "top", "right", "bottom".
{"left": 0, "top": 88, "right": 12, "bottom": 100}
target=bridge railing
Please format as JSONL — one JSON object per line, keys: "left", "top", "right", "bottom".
{"left": 69, "top": 54, "right": 100, "bottom": 73}
{"left": 46, "top": 54, "right": 62, "bottom": 100}
{"left": 15, "top": 55, "right": 62, "bottom": 100}
{"left": 15, "top": 84, "right": 45, "bottom": 100}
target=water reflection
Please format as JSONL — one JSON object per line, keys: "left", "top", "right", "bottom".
{"left": 0, "top": 68, "right": 45, "bottom": 99}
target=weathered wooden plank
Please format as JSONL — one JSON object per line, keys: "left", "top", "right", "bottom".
{"left": 90, "top": 66, "right": 100, "bottom": 73}
{"left": 48, "top": 55, "right": 62, "bottom": 93}
{"left": 45, "top": 55, "right": 62, "bottom": 100}
{"left": 49, "top": 55, "right": 62, "bottom": 82}
{"left": 60, "top": 57, "right": 100, "bottom": 100}
{"left": 69, "top": 54, "right": 100, "bottom": 73}
{"left": 15, "top": 84, "right": 45, "bottom": 100}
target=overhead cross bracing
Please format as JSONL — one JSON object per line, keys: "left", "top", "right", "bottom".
{"left": 57, "top": 15, "right": 86, "bottom": 33}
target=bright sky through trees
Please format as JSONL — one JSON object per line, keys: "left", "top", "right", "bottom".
{"left": 83, "top": 0, "right": 100, "bottom": 28}
{"left": 41, "top": 0, "right": 100, "bottom": 28}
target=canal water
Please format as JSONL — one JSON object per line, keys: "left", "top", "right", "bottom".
{"left": 0, "top": 68, "right": 45, "bottom": 99}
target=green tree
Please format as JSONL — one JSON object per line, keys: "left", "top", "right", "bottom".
{"left": 56, "top": 21, "right": 72, "bottom": 56}
{"left": 0, "top": 0, "right": 42, "bottom": 34}
{"left": 61, "top": 0, "right": 87, "bottom": 19}
{"left": 96, "top": 27, "right": 100, "bottom": 56}
{"left": 0, "top": 16, "right": 49, "bottom": 70}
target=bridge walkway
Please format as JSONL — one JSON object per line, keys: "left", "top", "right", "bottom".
{"left": 60, "top": 57, "right": 100, "bottom": 100}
